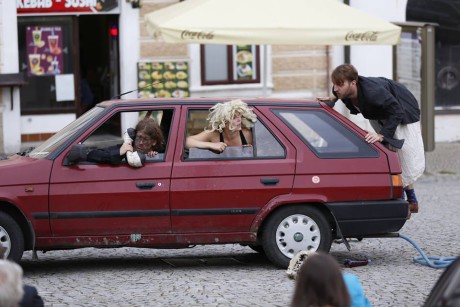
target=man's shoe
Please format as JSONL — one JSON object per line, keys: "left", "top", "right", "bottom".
{"left": 409, "top": 201, "right": 419, "bottom": 213}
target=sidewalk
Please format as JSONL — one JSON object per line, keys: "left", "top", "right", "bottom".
{"left": 424, "top": 141, "right": 460, "bottom": 175}
{"left": 2, "top": 141, "right": 460, "bottom": 176}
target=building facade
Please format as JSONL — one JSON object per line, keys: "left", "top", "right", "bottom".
{"left": 0, "top": 0, "right": 458, "bottom": 155}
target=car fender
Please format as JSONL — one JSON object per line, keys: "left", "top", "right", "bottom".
{"left": 0, "top": 199, "right": 36, "bottom": 251}
{"left": 250, "top": 193, "right": 330, "bottom": 233}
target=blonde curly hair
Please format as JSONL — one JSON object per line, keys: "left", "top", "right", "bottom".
{"left": 206, "top": 99, "right": 257, "bottom": 132}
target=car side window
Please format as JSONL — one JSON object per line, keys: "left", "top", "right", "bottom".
{"left": 185, "top": 109, "right": 285, "bottom": 160}
{"left": 79, "top": 109, "right": 172, "bottom": 164}
{"left": 274, "top": 109, "right": 379, "bottom": 158}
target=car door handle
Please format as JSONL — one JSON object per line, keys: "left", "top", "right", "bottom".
{"left": 260, "top": 178, "right": 279, "bottom": 186}
{"left": 136, "top": 182, "right": 155, "bottom": 190}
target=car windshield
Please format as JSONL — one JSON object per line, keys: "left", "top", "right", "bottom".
{"left": 28, "top": 107, "right": 104, "bottom": 159}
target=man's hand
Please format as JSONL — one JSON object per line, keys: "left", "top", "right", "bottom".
{"left": 146, "top": 150, "right": 158, "bottom": 158}
{"left": 316, "top": 96, "right": 337, "bottom": 108}
{"left": 365, "top": 132, "right": 384, "bottom": 143}
{"left": 120, "top": 143, "right": 134, "bottom": 155}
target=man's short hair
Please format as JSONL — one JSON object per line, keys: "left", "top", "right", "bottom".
{"left": 331, "top": 64, "right": 358, "bottom": 86}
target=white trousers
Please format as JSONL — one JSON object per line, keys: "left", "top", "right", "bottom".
{"left": 370, "top": 121, "right": 425, "bottom": 187}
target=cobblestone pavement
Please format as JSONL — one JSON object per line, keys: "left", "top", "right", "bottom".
{"left": 18, "top": 173, "right": 459, "bottom": 307}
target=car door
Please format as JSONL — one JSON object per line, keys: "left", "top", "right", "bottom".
{"left": 274, "top": 107, "right": 394, "bottom": 201}
{"left": 170, "top": 105, "right": 296, "bottom": 233}
{"left": 48, "top": 107, "right": 177, "bottom": 236}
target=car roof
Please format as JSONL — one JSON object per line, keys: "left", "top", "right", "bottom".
{"left": 97, "top": 98, "right": 322, "bottom": 108}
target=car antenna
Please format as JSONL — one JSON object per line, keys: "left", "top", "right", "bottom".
{"left": 111, "top": 81, "right": 162, "bottom": 100}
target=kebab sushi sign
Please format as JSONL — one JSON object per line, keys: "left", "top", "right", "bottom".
{"left": 17, "top": 0, "right": 120, "bottom": 14}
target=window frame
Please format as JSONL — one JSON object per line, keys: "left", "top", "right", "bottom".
{"left": 274, "top": 109, "right": 380, "bottom": 159}
{"left": 200, "top": 45, "right": 261, "bottom": 86}
{"left": 184, "top": 108, "right": 285, "bottom": 161}
{"left": 74, "top": 108, "right": 174, "bottom": 165}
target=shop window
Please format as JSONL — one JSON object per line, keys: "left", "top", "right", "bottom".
{"left": 200, "top": 45, "right": 260, "bottom": 85}
{"left": 406, "top": 0, "right": 460, "bottom": 109}
{"left": 17, "top": 17, "right": 75, "bottom": 114}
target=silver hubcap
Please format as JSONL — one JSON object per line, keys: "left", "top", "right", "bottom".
{"left": 275, "top": 214, "right": 321, "bottom": 258}
{"left": 0, "top": 226, "right": 11, "bottom": 258}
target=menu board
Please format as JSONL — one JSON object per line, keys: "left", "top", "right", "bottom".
{"left": 234, "top": 45, "right": 256, "bottom": 81}
{"left": 26, "top": 26, "right": 64, "bottom": 76}
{"left": 137, "top": 61, "right": 190, "bottom": 98}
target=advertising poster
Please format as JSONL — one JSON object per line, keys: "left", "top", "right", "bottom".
{"left": 137, "top": 61, "right": 190, "bottom": 98}
{"left": 26, "top": 26, "right": 64, "bottom": 76}
{"left": 396, "top": 31, "right": 422, "bottom": 104}
{"left": 234, "top": 45, "right": 256, "bottom": 81}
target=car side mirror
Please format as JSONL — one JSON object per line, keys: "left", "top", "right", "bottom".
{"left": 64, "top": 144, "right": 88, "bottom": 166}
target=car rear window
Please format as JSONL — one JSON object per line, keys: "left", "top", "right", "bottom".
{"left": 274, "top": 109, "right": 379, "bottom": 158}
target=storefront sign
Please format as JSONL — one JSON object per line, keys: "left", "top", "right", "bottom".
{"left": 17, "top": 0, "right": 119, "bottom": 15}
{"left": 26, "top": 26, "right": 64, "bottom": 76}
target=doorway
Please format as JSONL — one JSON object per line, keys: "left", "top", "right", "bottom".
{"left": 78, "top": 15, "right": 120, "bottom": 116}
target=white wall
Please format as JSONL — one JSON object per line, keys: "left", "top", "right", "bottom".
{"left": 21, "top": 114, "right": 76, "bottom": 134}
{"left": 119, "top": 0, "right": 140, "bottom": 132}
{"left": 351, "top": 0, "right": 406, "bottom": 78}
{"left": 1, "top": 0, "right": 21, "bottom": 154}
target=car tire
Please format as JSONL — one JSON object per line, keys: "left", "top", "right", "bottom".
{"left": 248, "top": 244, "right": 265, "bottom": 254}
{"left": 0, "top": 212, "right": 24, "bottom": 263}
{"left": 262, "top": 206, "right": 332, "bottom": 268}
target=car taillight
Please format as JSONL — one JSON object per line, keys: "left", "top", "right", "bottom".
{"left": 391, "top": 174, "right": 403, "bottom": 199}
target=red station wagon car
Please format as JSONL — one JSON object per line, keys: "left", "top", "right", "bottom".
{"left": 0, "top": 98, "right": 409, "bottom": 268}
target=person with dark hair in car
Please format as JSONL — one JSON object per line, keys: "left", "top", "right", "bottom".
{"left": 87, "top": 118, "right": 165, "bottom": 167}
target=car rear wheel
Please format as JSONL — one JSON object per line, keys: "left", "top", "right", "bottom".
{"left": 248, "top": 244, "right": 265, "bottom": 254}
{"left": 0, "top": 212, "right": 24, "bottom": 263}
{"left": 262, "top": 206, "right": 332, "bottom": 268}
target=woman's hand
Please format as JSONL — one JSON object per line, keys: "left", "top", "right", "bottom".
{"left": 365, "top": 132, "right": 384, "bottom": 143}
{"left": 120, "top": 143, "right": 134, "bottom": 155}
{"left": 209, "top": 142, "right": 227, "bottom": 153}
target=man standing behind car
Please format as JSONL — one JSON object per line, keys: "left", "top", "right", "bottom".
{"left": 318, "top": 64, "right": 425, "bottom": 213}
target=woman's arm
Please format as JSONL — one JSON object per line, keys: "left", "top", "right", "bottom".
{"left": 185, "top": 130, "right": 227, "bottom": 152}
{"left": 242, "top": 128, "right": 253, "bottom": 146}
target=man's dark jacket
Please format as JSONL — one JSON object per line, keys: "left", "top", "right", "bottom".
{"left": 87, "top": 145, "right": 124, "bottom": 164}
{"left": 334, "top": 76, "right": 420, "bottom": 149}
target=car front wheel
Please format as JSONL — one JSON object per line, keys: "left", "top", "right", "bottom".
{"left": 262, "top": 206, "right": 332, "bottom": 268}
{"left": 0, "top": 212, "right": 24, "bottom": 263}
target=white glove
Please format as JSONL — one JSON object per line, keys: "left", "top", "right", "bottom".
{"left": 126, "top": 151, "right": 146, "bottom": 168}
{"left": 123, "top": 128, "right": 136, "bottom": 145}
